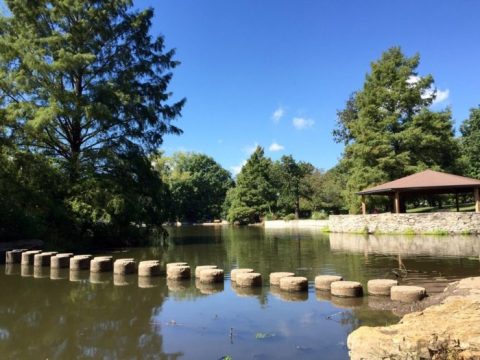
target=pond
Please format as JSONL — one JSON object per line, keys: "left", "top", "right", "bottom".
{"left": 1, "top": 227, "right": 480, "bottom": 359}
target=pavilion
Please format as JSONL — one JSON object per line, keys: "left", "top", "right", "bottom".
{"left": 357, "top": 169, "right": 480, "bottom": 214}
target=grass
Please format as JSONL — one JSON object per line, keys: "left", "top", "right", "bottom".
{"left": 407, "top": 202, "right": 475, "bottom": 213}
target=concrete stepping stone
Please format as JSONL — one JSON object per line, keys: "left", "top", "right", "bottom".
{"left": 230, "top": 268, "right": 254, "bottom": 282}
{"left": 236, "top": 272, "right": 262, "bottom": 287}
{"left": 199, "top": 269, "right": 224, "bottom": 283}
{"left": 21, "top": 250, "right": 42, "bottom": 265}
{"left": 315, "top": 275, "right": 343, "bottom": 291}
{"left": 6, "top": 249, "right": 27, "bottom": 264}
{"left": 368, "top": 279, "right": 398, "bottom": 296}
{"left": 90, "top": 256, "right": 113, "bottom": 272}
{"left": 279, "top": 276, "right": 308, "bottom": 292}
{"left": 70, "top": 255, "right": 92, "bottom": 270}
{"left": 138, "top": 260, "right": 161, "bottom": 277}
{"left": 390, "top": 285, "right": 426, "bottom": 302}
{"left": 331, "top": 281, "right": 363, "bottom": 297}
{"left": 33, "top": 252, "right": 58, "bottom": 267}
{"left": 50, "top": 253, "right": 74, "bottom": 269}
{"left": 114, "top": 258, "right": 136, "bottom": 275}
{"left": 21, "top": 264, "right": 33, "bottom": 277}
{"left": 167, "top": 265, "right": 191, "bottom": 280}
{"left": 166, "top": 262, "right": 188, "bottom": 272}
{"left": 269, "top": 272, "right": 295, "bottom": 286}
{"left": 195, "top": 265, "right": 218, "bottom": 278}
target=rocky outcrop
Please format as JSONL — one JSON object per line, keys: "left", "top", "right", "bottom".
{"left": 348, "top": 277, "right": 480, "bottom": 360}
{"left": 329, "top": 213, "right": 480, "bottom": 235}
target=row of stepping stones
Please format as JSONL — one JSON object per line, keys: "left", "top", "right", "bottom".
{"left": 6, "top": 250, "right": 426, "bottom": 302}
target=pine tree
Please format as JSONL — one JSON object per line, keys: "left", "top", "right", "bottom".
{"left": 460, "top": 106, "right": 480, "bottom": 179}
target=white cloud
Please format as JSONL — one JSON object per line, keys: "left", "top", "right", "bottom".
{"left": 230, "top": 160, "right": 247, "bottom": 176}
{"left": 433, "top": 88, "right": 449, "bottom": 104}
{"left": 406, "top": 75, "right": 421, "bottom": 85}
{"left": 268, "top": 141, "right": 284, "bottom": 152}
{"left": 292, "top": 117, "right": 314, "bottom": 130}
{"left": 272, "top": 106, "right": 285, "bottom": 123}
{"left": 243, "top": 142, "right": 258, "bottom": 155}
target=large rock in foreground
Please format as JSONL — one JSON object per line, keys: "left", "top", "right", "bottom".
{"left": 348, "top": 277, "right": 480, "bottom": 360}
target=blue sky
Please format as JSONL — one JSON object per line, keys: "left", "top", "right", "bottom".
{"left": 134, "top": 0, "right": 480, "bottom": 175}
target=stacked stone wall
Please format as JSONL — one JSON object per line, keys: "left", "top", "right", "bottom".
{"left": 329, "top": 212, "right": 480, "bottom": 235}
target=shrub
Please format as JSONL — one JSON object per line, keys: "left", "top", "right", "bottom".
{"left": 311, "top": 211, "right": 328, "bottom": 220}
{"left": 283, "top": 213, "right": 296, "bottom": 221}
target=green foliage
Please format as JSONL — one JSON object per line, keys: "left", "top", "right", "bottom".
{"left": 303, "top": 165, "right": 346, "bottom": 214}
{"left": 283, "top": 213, "right": 296, "bottom": 221}
{"left": 334, "top": 47, "right": 461, "bottom": 213}
{"left": 460, "top": 106, "right": 480, "bottom": 179}
{"left": 311, "top": 211, "right": 328, "bottom": 220}
{"left": 156, "top": 152, "right": 233, "bottom": 222}
{"left": 0, "top": 1, "right": 183, "bottom": 246}
{"left": 226, "top": 147, "right": 276, "bottom": 223}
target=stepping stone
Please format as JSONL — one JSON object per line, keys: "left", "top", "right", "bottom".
{"left": 390, "top": 285, "right": 426, "bottom": 303}
{"left": 368, "top": 279, "right": 398, "bottom": 296}
{"left": 279, "top": 276, "right": 308, "bottom": 292}
{"left": 195, "top": 265, "right": 218, "bottom": 278}
{"left": 21, "top": 250, "right": 42, "bottom": 265}
{"left": 90, "top": 256, "right": 113, "bottom": 272}
{"left": 70, "top": 255, "right": 92, "bottom": 270}
{"left": 315, "top": 275, "right": 343, "bottom": 291}
{"left": 138, "top": 260, "right": 161, "bottom": 277}
{"left": 236, "top": 272, "right": 262, "bottom": 287}
{"left": 199, "top": 269, "right": 224, "bottom": 283}
{"left": 33, "top": 252, "right": 58, "bottom": 267}
{"left": 6, "top": 249, "right": 27, "bottom": 264}
{"left": 230, "top": 268, "right": 254, "bottom": 282}
{"left": 51, "top": 253, "right": 74, "bottom": 269}
{"left": 167, "top": 265, "right": 191, "bottom": 280}
{"left": 114, "top": 258, "right": 136, "bottom": 275}
{"left": 166, "top": 262, "right": 188, "bottom": 272}
{"left": 331, "top": 281, "right": 363, "bottom": 297}
{"left": 269, "top": 272, "right": 295, "bottom": 286}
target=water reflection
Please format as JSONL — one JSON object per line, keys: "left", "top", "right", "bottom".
{"left": 1, "top": 227, "right": 480, "bottom": 359}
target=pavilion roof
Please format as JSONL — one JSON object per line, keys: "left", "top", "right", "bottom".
{"left": 357, "top": 170, "right": 480, "bottom": 195}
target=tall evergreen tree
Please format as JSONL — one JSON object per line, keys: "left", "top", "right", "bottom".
{"left": 0, "top": 1, "right": 184, "bottom": 245}
{"left": 460, "top": 106, "right": 480, "bottom": 179}
{"left": 334, "top": 47, "right": 459, "bottom": 213}
{"left": 226, "top": 147, "right": 276, "bottom": 224}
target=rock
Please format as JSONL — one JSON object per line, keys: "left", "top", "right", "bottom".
{"left": 138, "top": 260, "right": 161, "bottom": 277}
{"left": 367, "top": 279, "right": 398, "bottom": 296}
{"left": 269, "top": 272, "right": 295, "bottom": 286}
{"left": 314, "top": 275, "right": 343, "bottom": 291}
{"left": 199, "top": 269, "right": 224, "bottom": 283}
{"left": 113, "top": 258, "right": 136, "bottom": 275}
{"left": 195, "top": 265, "right": 218, "bottom": 278}
{"left": 235, "top": 272, "right": 262, "bottom": 287}
{"left": 279, "top": 276, "right": 308, "bottom": 292}
{"left": 348, "top": 277, "right": 480, "bottom": 360}
{"left": 21, "top": 250, "right": 42, "bottom": 265}
{"left": 331, "top": 281, "right": 363, "bottom": 297}
{"left": 70, "top": 255, "right": 92, "bottom": 270}
{"left": 33, "top": 252, "right": 58, "bottom": 267}
{"left": 391, "top": 285, "right": 426, "bottom": 302}
{"left": 230, "top": 268, "right": 254, "bottom": 282}
{"left": 90, "top": 256, "right": 113, "bottom": 273}
{"left": 166, "top": 265, "right": 191, "bottom": 280}
{"left": 50, "top": 253, "right": 74, "bottom": 269}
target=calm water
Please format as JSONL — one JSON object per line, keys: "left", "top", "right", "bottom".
{"left": 1, "top": 227, "right": 480, "bottom": 359}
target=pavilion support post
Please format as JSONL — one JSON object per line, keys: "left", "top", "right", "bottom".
{"left": 361, "top": 195, "right": 366, "bottom": 215}
{"left": 475, "top": 188, "right": 480, "bottom": 213}
{"left": 394, "top": 192, "right": 401, "bottom": 214}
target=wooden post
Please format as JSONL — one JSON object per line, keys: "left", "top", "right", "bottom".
{"left": 394, "top": 192, "right": 400, "bottom": 214}
{"left": 455, "top": 193, "right": 459, "bottom": 212}
{"left": 361, "top": 195, "right": 366, "bottom": 215}
{"left": 475, "top": 188, "right": 480, "bottom": 213}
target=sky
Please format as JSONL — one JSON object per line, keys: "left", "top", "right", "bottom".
{"left": 133, "top": 0, "right": 480, "bottom": 175}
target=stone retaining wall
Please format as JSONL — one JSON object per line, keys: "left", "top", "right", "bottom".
{"left": 329, "top": 212, "right": 480, "bottom": 235}
{"left": 264, "top": 219, "right": 329, "bottom": 229}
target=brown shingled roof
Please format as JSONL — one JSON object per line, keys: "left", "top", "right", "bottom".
{"left": 357, "top": 170, "right": 480, "bottom": 195}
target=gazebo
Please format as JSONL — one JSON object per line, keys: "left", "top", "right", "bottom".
{"left": 357, "top": 170, "right": 480, "bottom": 214}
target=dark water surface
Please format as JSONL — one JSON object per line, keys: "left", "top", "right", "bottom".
{"left": 1, "top": 226, "right": 480, "bottom": 359}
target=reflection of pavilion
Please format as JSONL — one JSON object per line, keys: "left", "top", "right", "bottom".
{"left": 329, "top": 233, "right": 480, "bottom": 257}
